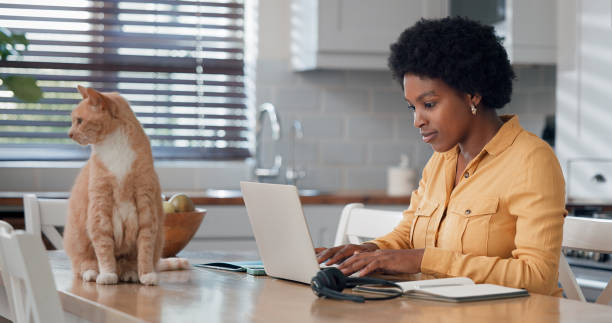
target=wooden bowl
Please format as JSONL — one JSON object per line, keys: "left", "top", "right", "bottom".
{"left": 162, "top": 208, "right": 206, "bottom": 257}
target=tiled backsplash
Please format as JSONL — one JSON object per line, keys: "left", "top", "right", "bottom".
{"left": 257, "top": 59, "right": 557, "bottom": 192}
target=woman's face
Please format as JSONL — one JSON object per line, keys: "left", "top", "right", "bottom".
{"left": 403, "top": 74, "right": 473, "bottom": 152}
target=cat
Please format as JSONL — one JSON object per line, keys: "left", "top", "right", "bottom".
{"left": 64, "top": 85, "right": 188, "bottom": 285}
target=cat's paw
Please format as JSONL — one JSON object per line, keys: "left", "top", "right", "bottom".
{"left": 139, "top": 272, "right": 159, "bottom": 285}
{"left": 120, "top": 270, "right": 139, "bottom": 283}
{"left": 96, "top": 272, "right": 118, "bottom": 285}
{"left": 82, "top": 269, "right": 98, "bottom": 282}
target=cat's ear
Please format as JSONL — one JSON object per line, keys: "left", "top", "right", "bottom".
{"left": 86, "top": 87, "right": 117, "bottom": 117}
{"left": 76, "top": 85, "right": 102, "bottom": 108}
{"left": 85, "top": 87, "right": 104, "bottom": 109}
{"left": 77, "top": 85, "right": 88, "bottom": 99}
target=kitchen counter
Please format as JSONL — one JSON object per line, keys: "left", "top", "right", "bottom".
{"left": 4, "top": 190, "right": 612, "bottom": 209}
{"left": 0, "top": 190, "right": 412, "bottom": 208}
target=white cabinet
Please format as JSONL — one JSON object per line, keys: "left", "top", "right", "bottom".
{"left": 183, "top": 204, "right": 347, "bottom": 253}
{"left": 184, "top": 205, "right": 347, "bottom": 252}
{"left": 496, "top": 0, "right": 557, "bottom": 64}
{"left": 291, "top": 0, "right": 556, "bottom": 71}
{"left": 291, "top": 0, "right": 448, "bottom": 70}
{"left": 555, "top": 0, "right": 612, "bottom": 203}
{"left": 184, "top": 204, "right": 408, "bottom": 253}
{"left": 450, "top": 0, "right": 557, "bottom": 65}
{"left": 184, "top": 205, "right": 257, "bottom": 253}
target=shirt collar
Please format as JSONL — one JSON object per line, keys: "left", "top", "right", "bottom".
{"left": 440, "top": 114, "right": 522, "bottom": 159}
{"left": 483, "top": 114, "right": 522, "bottom": 156}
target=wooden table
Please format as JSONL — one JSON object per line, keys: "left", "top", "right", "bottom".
{"left": 42, "top": 251, "right": 612, "bottom": 323}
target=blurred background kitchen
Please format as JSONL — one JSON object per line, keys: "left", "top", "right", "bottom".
{"left": 0, "top": 0, "right": 610, "bottom": 302}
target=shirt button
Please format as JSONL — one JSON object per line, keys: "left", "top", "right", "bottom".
{"left": 464, "top": 172, "right": 469, "bottom": 179}
{"left": 465, "top": 209, "right": 471, "bottom": 215}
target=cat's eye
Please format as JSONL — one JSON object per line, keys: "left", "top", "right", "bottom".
{"left": 77, "top": 118, "right": 83, "bottom": 125}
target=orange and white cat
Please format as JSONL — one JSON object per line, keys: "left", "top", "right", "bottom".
{"left": 64, "top": 85, "right": 187, "bottom": 285}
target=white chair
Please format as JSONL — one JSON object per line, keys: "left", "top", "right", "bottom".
{"left": 0, "top": 221, "right": 15, "bottom": 322}
{"left": 23, "top": 194, "right": 68, "bottom": 250}
{"left": 334, "top": 203, "right": 403, "bottom": 246}
{"left": 558, "top": 216, "right": 612, "bottom": 305}
{"left": 0, "top": 220, "right": 64, "bottom": 323}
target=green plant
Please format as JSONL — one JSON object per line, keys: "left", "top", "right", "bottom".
{"left": 0, "top": 27, "right": 42, "bottom": 102}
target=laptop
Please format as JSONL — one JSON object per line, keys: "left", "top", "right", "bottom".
{"left": 240, "top": 181, "right": 321, "bottom": 284}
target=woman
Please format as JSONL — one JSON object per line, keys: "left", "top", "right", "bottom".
{"left": 316, "top": 17, "right": 566, "bottom": 296}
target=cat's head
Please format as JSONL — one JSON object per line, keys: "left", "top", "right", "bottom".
{"left": 68, "top": 86, "right": 119, "bottom": 146}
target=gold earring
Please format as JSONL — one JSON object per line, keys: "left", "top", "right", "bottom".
{"left": 470, "top": 104, "right": 477, "bottom": 115}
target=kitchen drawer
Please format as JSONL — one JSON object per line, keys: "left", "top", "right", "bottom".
{"left": 193, "top": 205, "right": 253, "bottom": 238}
{"left": 568, "top": 160, "right": 612, "bottom": 202}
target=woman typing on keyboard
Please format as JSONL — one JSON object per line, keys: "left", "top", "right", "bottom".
{"left": 316, "top": 16, "right": 567, "bottom": 296}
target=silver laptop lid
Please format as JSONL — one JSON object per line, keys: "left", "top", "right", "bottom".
{"left": 240, "top": 181, "right": 320, "bottom": 284}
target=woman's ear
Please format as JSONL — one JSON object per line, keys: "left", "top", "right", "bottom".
{"left": 470, "top": 93, "right": 482, "bottom": 107}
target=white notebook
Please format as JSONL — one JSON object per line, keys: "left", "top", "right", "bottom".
{"left": 354, "top": 277, "right": 529, "bottom": 302}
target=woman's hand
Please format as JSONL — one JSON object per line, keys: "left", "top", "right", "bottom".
{"left": 315, "top": 243, "right": 379, "bottom": 265}
{"left": 338, "top": 248, "right": 425, "bottom": 277}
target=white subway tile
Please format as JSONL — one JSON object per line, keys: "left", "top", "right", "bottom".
{"left": 373, "top": 89, "right": 408, "bottom": 114}
{"left": 275, "top": 88, "right": 321, "bottom": 112}
{"left": 320, "top": 142, "right": 365, "bottom": 165}
{"left": 347, "top": 116, "right": 394, "bottom": 139}
{"left": 369, "top": 142, "right": 417, "bottom": 166}
{"left": 346, "top": 70, "right": 396, "bottom": 88}
{"left": 323, "top": 88, "right": 370, "bottom": 114}
{"left": 300, "top": 116, "right": 344, "bottom": 139}
{"left": 345, "top": 167, "right": 387, "bottom": 190}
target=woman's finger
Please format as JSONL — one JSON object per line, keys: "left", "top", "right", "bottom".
{"left": 316, "top": 247, "right": 338, "bottom": 263}
{"left": 357, "top": 258, "right": 385, "bottom": 277}
{"left": 338, "top": 252, "right": 375, "bottom": 275}
{"left": 325, "top": 245, "right": 358, "bottom": 265}
{"left": 314, "top": 247, "right": 326, "bottom": 254}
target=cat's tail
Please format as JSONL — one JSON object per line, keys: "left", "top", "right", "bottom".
{"left": 158, "top": 257, "right": 190, "bottom": 271}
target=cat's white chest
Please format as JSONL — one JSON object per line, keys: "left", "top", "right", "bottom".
{"left": 93, "top": 128, "right": 136, "bottom": 182}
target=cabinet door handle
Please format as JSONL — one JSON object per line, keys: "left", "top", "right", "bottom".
{"left": 592, "top": 174, "right": 606, "bottom": 183}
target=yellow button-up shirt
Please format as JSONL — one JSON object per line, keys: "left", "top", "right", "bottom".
{"left": 371, "top": 115, "right": 567, "bottom": 296}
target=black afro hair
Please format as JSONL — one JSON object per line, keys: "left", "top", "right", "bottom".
{"left": 388, "top": 16, "right": 515, "bottom": 109}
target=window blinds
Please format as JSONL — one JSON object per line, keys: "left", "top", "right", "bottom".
{"left": 0, "top": 0, "right": 249, "bottom": 161}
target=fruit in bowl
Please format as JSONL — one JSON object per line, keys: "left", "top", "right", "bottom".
{"left": 162, "top": 193, "right": 206, "bottom": 257}
{"left": 169, "top": 193, "right": 195, "bottom": 212}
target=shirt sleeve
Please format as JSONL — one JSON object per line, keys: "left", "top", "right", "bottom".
{"left": 368, "top": 156, "right": 433, "bottom": 250}
{"left": 420, "top": 146, "right": 567, "bottom": 295}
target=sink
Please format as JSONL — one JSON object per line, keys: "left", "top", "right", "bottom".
{"left": 296, "top": 189, "right": 323, "bottom": 196}
{"left": 204, "top": 188, "right": 325, "bottom": 198}
{"left": 204, "top": 189, "right": 243, "bottom": 198}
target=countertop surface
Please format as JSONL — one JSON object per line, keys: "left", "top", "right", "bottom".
{"left": 2, "top": 191, "right": 609, "bottom": 209}
{"left": 0, "top": 189, "right": 412, "bottom": 207}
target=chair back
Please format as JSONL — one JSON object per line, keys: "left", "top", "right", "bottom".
{"left": 0, "top": 220, "right": 64, "bottom": 323}
{"left": 0, "top": 221, "right": 15, "bottom": 322}
{"left": 559, "top": 216, "right": 612, "bottom": 305}
{"left": 23, "top": 194, "right": 68, "bottom": 249}
{"left": 334, "top": 203, "right": 403, "bottom": 246}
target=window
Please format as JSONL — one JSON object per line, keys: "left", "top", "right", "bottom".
{"left": 0, "top": 0, "right": 250, "bottom": 161}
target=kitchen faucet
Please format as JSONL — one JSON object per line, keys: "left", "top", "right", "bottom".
{"left": 285, "top": 120, "right": 306, "bottom": 186}
{"left": 254, "top": 102, "right": 282, "bottom": 181}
